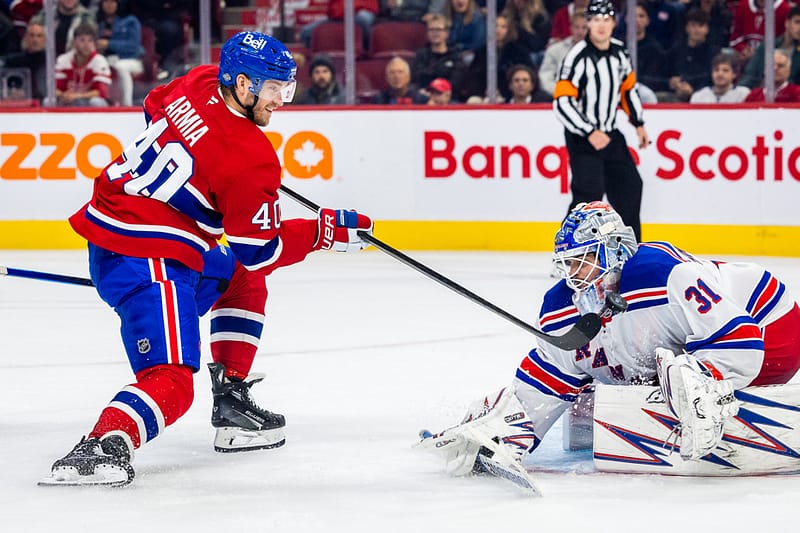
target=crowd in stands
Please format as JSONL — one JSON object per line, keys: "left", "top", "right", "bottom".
{"left": 2, "top": 0, "right": 800, "bottom": 107}
{"left": 0, "top": 0, "right": 194, "bottom": 106}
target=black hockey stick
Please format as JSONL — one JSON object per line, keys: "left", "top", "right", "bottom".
{"left": 0, "top": 265, "right": 94, "bottom": 286}
{"left": 279, "top": 184, "right": 601, "bottom": 351}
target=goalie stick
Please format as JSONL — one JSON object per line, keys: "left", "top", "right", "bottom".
{"left": 279, "top": 184, "right": 601, "bottom": 351}
{"left": 475, "top": 454, "right": 541, "bottom": 496}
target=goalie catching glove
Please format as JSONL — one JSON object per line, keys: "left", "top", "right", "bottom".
{"left": 656, "top": 348, "right": 740, "bottom": 460}
{"left": 313, "top": 208, "right": 373, "bottom": 252}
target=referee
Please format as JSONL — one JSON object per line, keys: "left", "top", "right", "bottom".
{"left": 553, "top": 0, "right": 650, "bottom": 240}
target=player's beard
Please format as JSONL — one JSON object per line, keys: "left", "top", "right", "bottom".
{"left": 252, "top": 102, "right": 272, "bottom": 127}
{"left": 254, "top": 109, "right": 271, "bottom": 127}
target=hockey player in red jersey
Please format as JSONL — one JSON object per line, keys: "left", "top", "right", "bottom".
{"left": 417, "top": 202, "right": 800, "bottom": 478}
{"left": 40, "top": 31, "right": 373, "bottom": 487}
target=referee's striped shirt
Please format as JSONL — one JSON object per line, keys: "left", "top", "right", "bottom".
{"left": 553, "top": 37, "right": 645, "bottom": 136}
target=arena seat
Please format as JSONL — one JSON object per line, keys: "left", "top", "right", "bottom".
{"left": 368, "top": 21, "right": 427, "bottom": 59}
{"left": 310, "top": 21, "right": 365, "bottom": 58}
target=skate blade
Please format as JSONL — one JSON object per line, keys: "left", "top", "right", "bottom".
{"left": 214, "top": 426, "right": 286, "bottom": 453}
{"left": 38, "top": 465, "right": 131, "bottom": 487}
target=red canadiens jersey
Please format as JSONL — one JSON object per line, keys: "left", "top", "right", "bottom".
{"left": 729, "top": 0, "right": 791, "bottom": 52}
{"left": 69, "top": 64, "right": 317, "bottom": 272}
{"left": 745, "top": 83, "right": 800, "bottom": 103}
{"left": 54, "top": 50, "right": 112, "bottom": 100}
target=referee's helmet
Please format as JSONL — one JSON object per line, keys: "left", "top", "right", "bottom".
{"left": 586, "top": 0, "right": 616, "bottom": 18}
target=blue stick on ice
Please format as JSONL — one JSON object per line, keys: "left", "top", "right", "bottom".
{"left": 1, "top": 266, "right": 94, "bottom": 287}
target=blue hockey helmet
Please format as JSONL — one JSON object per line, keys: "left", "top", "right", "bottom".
{"left": 218, "top": 31, "right": 297, "bottom": 101}
{"left": 586, "top": 0, "right": 616, "bottom": 18}
{"left": 553, "top": 202, "right": 638, "bottom": 291}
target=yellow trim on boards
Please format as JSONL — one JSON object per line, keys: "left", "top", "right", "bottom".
{"left": 0, "top": 221, "right": 87, "bottom": 249}
{"left": 369, "top": 222, "right": 800, "bottom": 257}
{"left": 1, "top": 220, "right": 798, "bottom": 257}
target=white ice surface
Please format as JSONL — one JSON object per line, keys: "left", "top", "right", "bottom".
{"left": 2, "top": 250, "right": 800, "bottom": 532}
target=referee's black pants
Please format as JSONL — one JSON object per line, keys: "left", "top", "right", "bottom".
{"left": 564, "top": 129, "right": 643, "bottom": 241}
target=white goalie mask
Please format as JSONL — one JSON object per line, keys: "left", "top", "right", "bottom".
{"left": 553, "top": 202, "right": 638, "bottom": 292}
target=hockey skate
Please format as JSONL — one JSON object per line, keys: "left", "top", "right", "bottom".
{"left": 208, "top": 362, "right": 286, "bottom": 453}
{"left": 39, "top": 434, "right": 134, "bottom": 487}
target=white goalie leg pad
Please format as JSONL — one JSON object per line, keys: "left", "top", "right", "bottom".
{"left": 656, "top": 348, "right": 740, "bottom": 460}
{"left": 415, "top": 387, "right": 537, "bottom": 476}
{"left": 594, "top": 382, "right": 800, "bottom": 475}
{"left": 213, "top": 426, "right": 286, "bottom": 453}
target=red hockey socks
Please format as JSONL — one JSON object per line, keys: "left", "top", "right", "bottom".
{"left": 209, "top": 263, "right": 267, "bottom": 379}
{"left": 88, "top": 364, "right": 194, "bottom": 449}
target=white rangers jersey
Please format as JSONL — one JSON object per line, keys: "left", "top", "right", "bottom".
{"left": 513, "top": 241, "right": 798, "bottom": 446}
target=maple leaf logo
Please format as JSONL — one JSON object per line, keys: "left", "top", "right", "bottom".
{"left": 279, "top": 131, "right": 333, "bottom": 180}
{"left": 293, "top": 140, "right": 324, "bottom": 171}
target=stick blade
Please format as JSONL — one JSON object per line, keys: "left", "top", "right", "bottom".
{"left": 474, "top": 454, "right": 542, "bottom": 497}
{"left": 545, "top": 313, "right": 602, "bottom": 351}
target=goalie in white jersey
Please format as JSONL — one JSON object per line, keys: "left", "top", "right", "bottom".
{"left": 418, "top": 201, "right": 800, "bottom": 474}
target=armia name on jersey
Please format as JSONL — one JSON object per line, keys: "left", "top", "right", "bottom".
{"left": 164, "top": 95, "right": 208, "bottom": 147}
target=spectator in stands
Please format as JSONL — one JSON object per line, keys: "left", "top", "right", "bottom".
{"left": 289, "top": 50, "right": 308, "bottom": 102}
{"left": 380, "top": 0, "right": 432, "bottom": 22}
{"left": 471, "top": 0, "right": 511, "bottom": 12}
{"left": 95, "top": 0, "right": 142, "bottom": 106}
{"left": 505, "top": 63, "right": 550, "bottom": 103}
{"left": 744, "top": 48, "right": 800, "bottom": 102}
{"left": 460, "top": 12, "right": 534, "bottom": 101}
{"left": 445, "top": 0, "right": 486, "bottom": 54}
{"left": 425, "top": 76, "right": 453, "bottom": 104}
{"left": 371, "top": 55, "right": 427, "bottom": 104}
{"left": 690, "top": 52, "right": 751, "bottom": 103}
{"left": 636, "top": 82, "right": 659, "bottom": 103}
{"left": 613, "top": 0, "right": 685, "bottom": 49}
{"left": 2, "top": 20, "right": 46, "bottom": 101}
{"left": 411, "top": 14, "right": 466, "bottom": 99}
{"left": 500, "top": 0, "right": 550, "bottom": 65}
{"left": 642, "top": 0, "right": 686, "bottom": 51}
{"left": 730, "top": 0, "right": 791, "bottom": 65}
{"left": 7, "top": 0, "right": 42, "bottom": 40}
{"left": 549, "top": 0, "right": 587, "bottom": 43}
{"left": 297, "top": 54, "right": 346, "bottom": 105}
{"left": 55, "top": 22, "right": 111, "bottom": 106}
{"left": 633, "top": 1, "right": 668, "bottom": 93}
{"left": 539, "top": 11, "right": 587, "bottom": 95}
{"left": 31, "top": 0, "right": 94, "bottom": 55}
{"left": 662, "top": 8, "right": 718, "bottom": 102}
{"left": 687, "top": 0, "right": 731, "bottom": 49}
{"left": 131, "top": 1, "right": 192, "bottom": 80}
{"left": 300, "top": 0, "right": 379, "bottom": 51}
{"left": 740, "top": 5, "right": 800, "bottom": 89}
{"left": 1, "top": 8, "right": 20, "bottom": 55}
